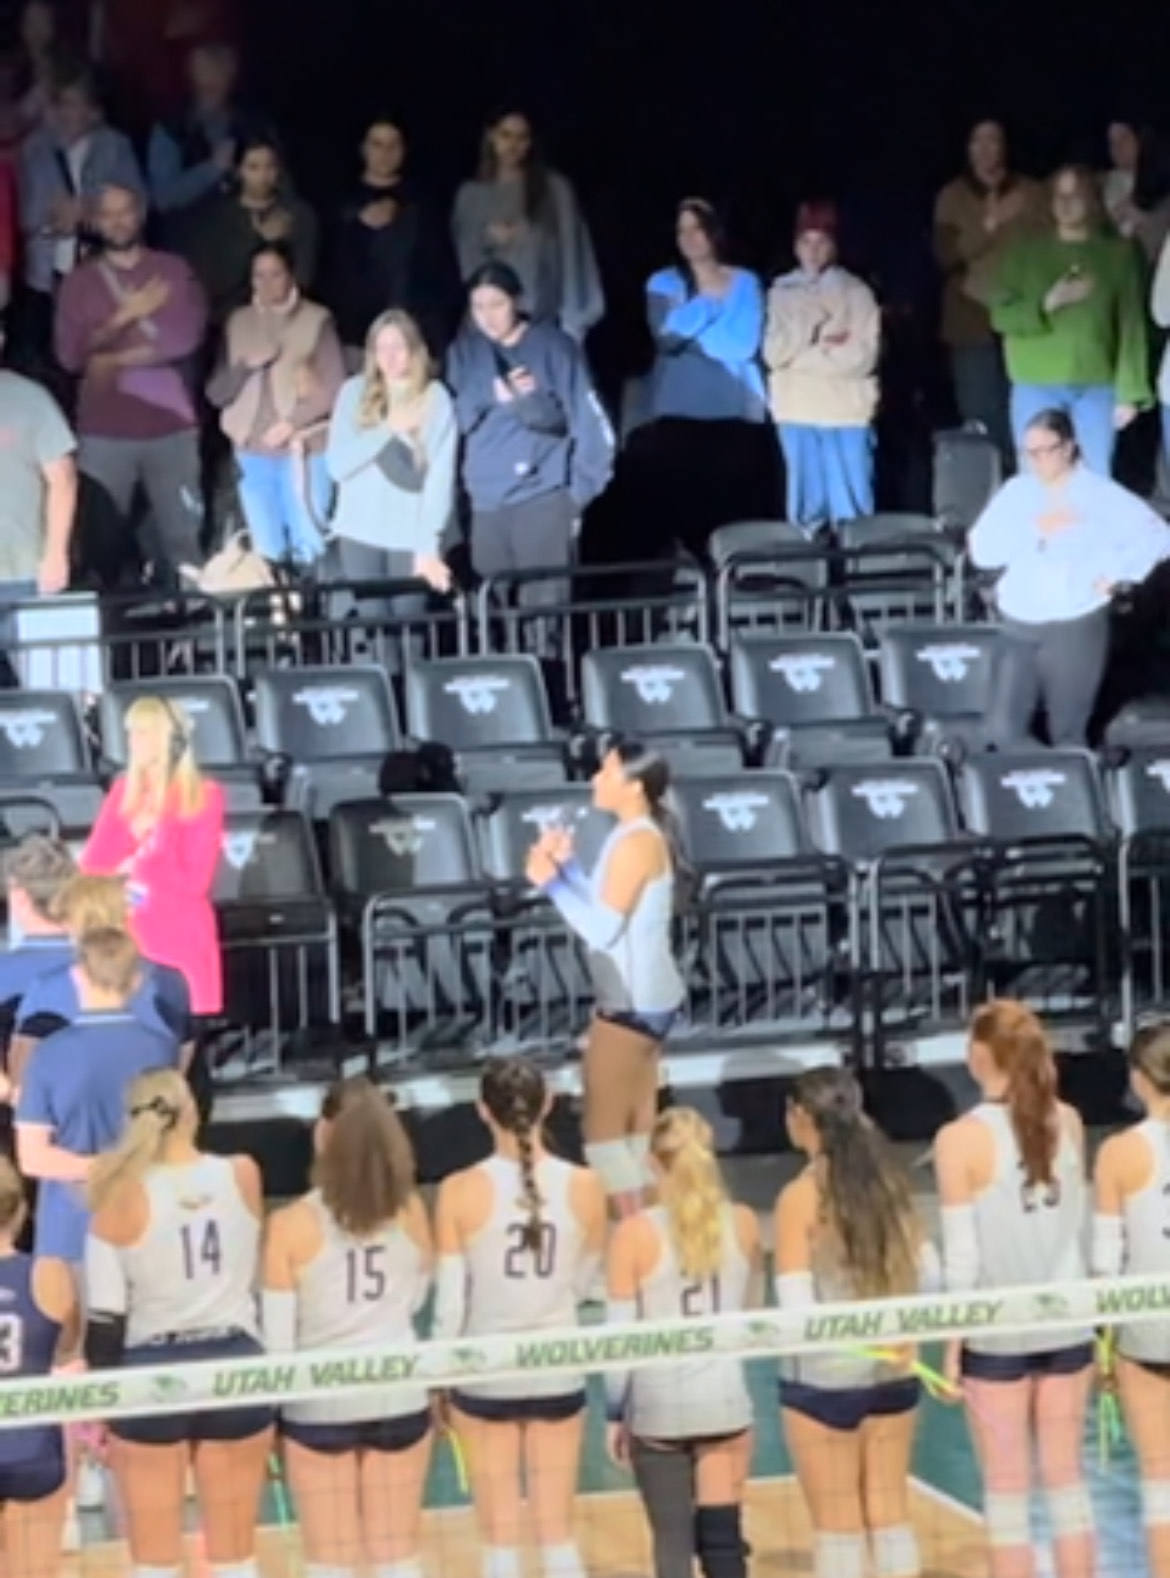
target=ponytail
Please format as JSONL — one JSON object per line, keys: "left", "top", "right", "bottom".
{"left": 652, "top": 1107, "right": 727, "bottom": 1281}
{"left": 479, "top": 1056, "right": 548, "bottom": 1259}
{"left": 970, "top": 1000, "right": 1058, "bottom": 1188}
{"left": 792, "top": 1068, "right": 919, "bottom": 1300}
{"left": 88, "top": 1067, "right": 188, "bottom": 1213}
{"left": 513, "top": 1099, "right": 545, "bottom": 1253}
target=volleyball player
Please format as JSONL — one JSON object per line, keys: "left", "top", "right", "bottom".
{"left": 263, "top": 1078, "right": 433, "bottom": 1578}
{"left": 0, "top": 1154, "right": 80, "bottom": 1578}
{"left": 934, "top": 1000, "right": 1094, "bottom": 1578}
{"left": 84, "top": 1068, "right": 272, "bottom": 1578}
{"left": 606, "top": 1106, "right": 760, "bottom": 1578}
{"left": 11, "top": 873, "right": 192, "bottom": 1094}
{"left": 1092, "top": 1020, "right": 1170, "bottom": 1578}
{"left": 774, "top": 1067, "right": 937, "bottom": 1578}
{"left": 526, "top": 740, "right": 687, "bottom": 1218}
{"left": 433, "top": 1057, "right": 607, "bottom": 1578}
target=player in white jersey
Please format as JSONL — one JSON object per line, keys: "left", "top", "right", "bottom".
{"left": 606, "top": 1107, "right": 760, "bottom": 1578}
{"left": 527, "top": 740, "right": 687, "bottom": 1218}
{"left": 934, "top": 1000, "right": 1095, "bottom": 1578}
{"left": 433, "top": 1057, "right": 606, "bottom": 1578}
{"left": 1093, "top": 1021, "right": 1170, "bottom": 1578}
{"left": 264, "top": 1078, "right": 433, "bottom": 1578}
{"left": 84, "top": 1068, "right": 270, "bottom": 1578}
{"left": 775, "top": 1068, "right": 936, "bottom": 1578}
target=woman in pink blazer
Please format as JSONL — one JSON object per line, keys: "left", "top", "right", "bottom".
{"left": 83, "top": 695, "right": 224, "bottom": 1015}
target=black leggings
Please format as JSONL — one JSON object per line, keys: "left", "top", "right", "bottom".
{"left": 630, "top": 1437, "right": 747, "bottom": 1578}
{"left": 989, "top": 607, "right": 1111, "bottom": 747}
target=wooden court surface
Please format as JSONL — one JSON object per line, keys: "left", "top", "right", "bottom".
{"left": 68, "top": 1477, "right": 987, "bottom": 1577}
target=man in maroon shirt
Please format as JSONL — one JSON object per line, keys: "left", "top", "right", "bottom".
{"left": 54, "top": 182, "right": 208, "bottom": 579}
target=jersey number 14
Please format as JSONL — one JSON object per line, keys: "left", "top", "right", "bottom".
{"left": 180, "top": 1220, "right": 224, "bottom": 1280}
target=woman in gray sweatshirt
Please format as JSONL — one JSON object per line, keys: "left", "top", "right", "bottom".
{"left": 451, "top": 110, "right": 604, "bottom": 342}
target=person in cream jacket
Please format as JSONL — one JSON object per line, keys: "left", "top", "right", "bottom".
{"left": 764, "top": 201, "right": 881, "bottom": 534}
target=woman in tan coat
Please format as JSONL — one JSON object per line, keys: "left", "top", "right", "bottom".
{"left": 207, "top": 238, "right": 346, "bottom": 567}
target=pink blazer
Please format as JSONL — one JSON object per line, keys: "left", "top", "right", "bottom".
{"left": 82, "top": 777, "right": 225, "bottom": 1015}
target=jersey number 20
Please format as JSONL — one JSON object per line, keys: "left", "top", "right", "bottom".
{"left": 504, "top": 1222, "right": 558, "bottom": 1279}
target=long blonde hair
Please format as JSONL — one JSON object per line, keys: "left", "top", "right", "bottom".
{"left": 88, "top": 1067, "right": 191, "bottom": 1213}
{"left": 122, "top": 696, "right": 206, "bottom": 820}
{"left": 53, "top": 873, "right": 130, "bottom": 935}
{"left": 652, "top": 1107, "right": 728, "bottom": 1282}
{"left": 357, "top": 308, "right": 431, "bottom": 428}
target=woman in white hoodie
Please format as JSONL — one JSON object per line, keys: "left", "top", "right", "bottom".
{"left": 325, "top": 308, "right": 454, "bottom": 641}
{"left": 763, "top": 201, "right": 881, "bottom": 535}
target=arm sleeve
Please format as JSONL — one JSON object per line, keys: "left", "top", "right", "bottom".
{"left": 147, "top": 125, "right": 221, "bottom": 214}
{"left": 139, "top": 266, "right": 209, "bottom": 364}
{"left": 917, "top": 1240, "right": 944, "bottom": 1293}
{"left": 324, "top": 380, "right": 394, "bottom": 482}
{"left": 446, "top": 338, "right": 497, "bottom": 435}
{"left": 990, "top": 238, "right": 1051, "bottom": 338}
{"left": 80, "top": 782, "right": 135, "bottom": 873}
{"left": 1090, "top": 1213, "right": 1124, "bottom": 1277}
{"left": 147, "top": 788, "right": 224, "bottom": 899}
{"left": 774, "top": 1272, "right": 816, "bottom": 1308}
{"left": 51, "top": 273, "right": 92, "bottom": 376}
{"left": 648, "top": 272, "right": 719, "bottom": 350}
{"left": 1114, "top": 243, "right": 1154, "bottom": 407}
{"left": 549, "top": 174, "right": 604, "bottom": 339}
{"left": 19, "top": 141, "right": 53, "bottom": 239}
{"left": 418, "top": 389, "right": 458, "bottom": 556}
{"left": 261, "top": 1288, "right": 298, "bottom": 1351}
{"left": 565, "top": 347, "right": 615, "bottom": 508}
{"left": 763, "top": 285, "right": 810, "bottom": 372}
{"left": 940, "top": 1203, "right": 981, "bottom": 1291}
{"left": 205, "top": 341, "right": 252, "bottom": 409}
{"left": 289, "top": 316, "right": 346, "bottom": 429}
{"left": 84, "top": 1233, "right": 128, "bottom": 1318}
{"left": 818, "top": 280, "right": 881, "bottom": 377}
{"left": 603, "top": 1298, "right": 638, "bottom": 1421}
{"left": 431, "top": 1253, "right": 467, "bottom": 1343}
{"left": 540, "top": 870, "right": 627, "bottom": 949}
{"left": 697, "top": 271, "right": 765, "bottom": 362}
{"left": 1098, "top": 487, "right": 1170, "bottom": 584}
{"left": 450, "top": 182, "right": 486, "bottom": 283}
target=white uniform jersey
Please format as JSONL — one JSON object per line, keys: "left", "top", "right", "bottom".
{"left": 284, "top": 1192, "right": 430, "bottom": 1426}
{"left": 120, "top": 1156, "right": 259, "bottom": 1348}
{"left": 628, "top": 1205, "right": 753, "bottom": 1439}
{"left": 780, "top": 1247, "right": 921, "bottom": 1392}
{"left": 965, "top": 1102, "right": 1090, "bottom": 1356}
{"left": 1115, "top": 1120, "right": 1170, "bottom": 1364}
{"left": 460, "top": 1154, "right": 588, "bottom": 1401}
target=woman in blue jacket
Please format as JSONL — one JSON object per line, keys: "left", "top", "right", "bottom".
{"left": 446, "top": 262, "right": 614, "bottom": 626}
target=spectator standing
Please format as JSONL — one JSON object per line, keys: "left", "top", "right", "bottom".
{"left": 54, "top": 182, "right": 207, "bottom": 580}
{"left": 187, "top": 136, "right": 317, "bottom": 322}
{"left": 81, "top": 694, "right": 224, "bottom": 1017}
{"left": 324, "top": 117, "right": 458, "bottom": 362}
{"left": 0, "top": 345, "right": 76, "bottom": 605}
{"left": 447, "top": 262, "right": 613, "bottom": 623}
{"left": 969, "top": 407, "right": 1170, "bottom": 746}
{"left": 207, "top": 239, "right": 345, "bottom": 569}
{"left": 14, "top": 0, "right": 71, "bottom": 141}
{"left": 326, "top": 307, "right": 455, "bottom": 608}
{"left": 933, "top": 120, "right": 1041, "bottom": 465}
{"left": 764, "top": 201, "right": 881, "bottom": 534}
{"left": 18, "top": 67, "right": 144, "bottom": 363}
{"left": 146, "top": 42, "right": 271, "bottom": 254}
{"left": 992, "top": 164, "right": 1151, "bottom": 475}
{"left": 452, "top": 109, "right": 603, "bottom": 342}
{"left": 1103, "top": 121, "right": 1142, "bottom": 234}
{"left": 645, "top": 198, "right": 766, "bottom": 424}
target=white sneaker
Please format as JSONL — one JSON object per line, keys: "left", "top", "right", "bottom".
{"left": 75, "top": 1460, "right": 106, "bottom": 1511}
{"left": 61, "top": 1501, "right": 80, "bottom": 1552}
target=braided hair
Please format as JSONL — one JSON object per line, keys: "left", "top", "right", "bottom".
{"left": 480, "top": 1057, "right": 548, "bottom": 1254}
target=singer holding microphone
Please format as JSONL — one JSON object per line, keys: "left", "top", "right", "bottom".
{"left": 81, "top": 696, "right": 224, "bottom": 1021}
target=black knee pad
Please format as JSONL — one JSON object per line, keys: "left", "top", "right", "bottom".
{"left": 695, "top": 1503, "right": 747, "bottom": 1578}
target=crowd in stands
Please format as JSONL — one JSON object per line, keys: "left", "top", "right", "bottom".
{"left": 0, "top": 1, "right": 1170, "bottom": 614}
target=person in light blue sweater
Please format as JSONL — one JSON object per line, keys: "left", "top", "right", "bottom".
{"left": 646, "top": 199, "right": 766, "bottom": 423}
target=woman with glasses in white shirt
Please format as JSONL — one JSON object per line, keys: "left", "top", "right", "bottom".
{"left": 969, "top": 406, "right": 1170, "bottom": 746}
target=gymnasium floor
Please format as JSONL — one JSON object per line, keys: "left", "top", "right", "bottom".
{"left": 67, "top": 1151, "right": 1145, "bottom": 1576}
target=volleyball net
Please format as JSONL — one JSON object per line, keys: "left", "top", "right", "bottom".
{"left": 12, "top": 1273, "right": 1167, "bottom": 1575}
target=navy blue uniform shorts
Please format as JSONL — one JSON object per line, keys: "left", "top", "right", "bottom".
{"left": 779, "top": 1377, "right": 921, "bottom": 1431}
{"left": 281, "top": 1410, "right": 432, "bottom": 1455}
{"left": 110, "top": 1331, "right": 274, "bottom": 1446}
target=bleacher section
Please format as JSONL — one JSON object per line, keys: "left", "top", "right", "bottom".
{"left": 3, "top": 529, "right": 1168, "bottom": 1119}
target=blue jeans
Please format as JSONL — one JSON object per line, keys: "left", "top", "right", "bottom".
{"left": 1009, "top": 383, "right": 1115, "bottom": 476}
{"left": 235, "top": 449, "right": 330, "bottom": 565}
{"left": 776, "top": 423, "right": 875, "bottom": 532}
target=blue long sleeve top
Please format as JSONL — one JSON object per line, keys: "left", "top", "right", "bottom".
{"left": 646, "top": 265, "right": 767, "bottom": 422}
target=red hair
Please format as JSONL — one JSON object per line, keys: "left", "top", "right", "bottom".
{"left": 970, "top": 1000, "right": 1058, "bottom": 1186}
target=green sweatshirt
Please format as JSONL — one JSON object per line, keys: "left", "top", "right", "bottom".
{"left": 990, "top": 231, "right": 1152, "bottom": 405}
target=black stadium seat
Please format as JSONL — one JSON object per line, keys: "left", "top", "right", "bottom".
{"left": 672, "top": 771, "right": 811, "bottom": 880}
{"left": 953, "top": 749, "right": 1111, "bottom": 1024}
{"left": 729, "top": 631, "right": 896, "bottom": 768}
{"left": 475, "top": 787, "right": 613, "bottom": 889}
{"left": 328, "top": 795, "right": 494, "bottom": 1043}
{"left": 99, "top": 677, "right": 263, "bottom": 810}
{"left": 878, "top": 624, "right": 1001, "bottom": 754}
{"left": 1108, "top": 745, "right": 1170, "bottom": 1027}
{"left": 212, "top": 810, "right": 339, "bottom": 1057}
{"left": 0, "top": 691, "right": 103, "bottom": 833}
{"left": 253, "top": 666, "right": 400, "bottom": 820}
{"left": 580, "top": 644, "right": 746, "bottom": 772}
{"left": 404, "top": 655, "right": 567, "bottom": 793}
